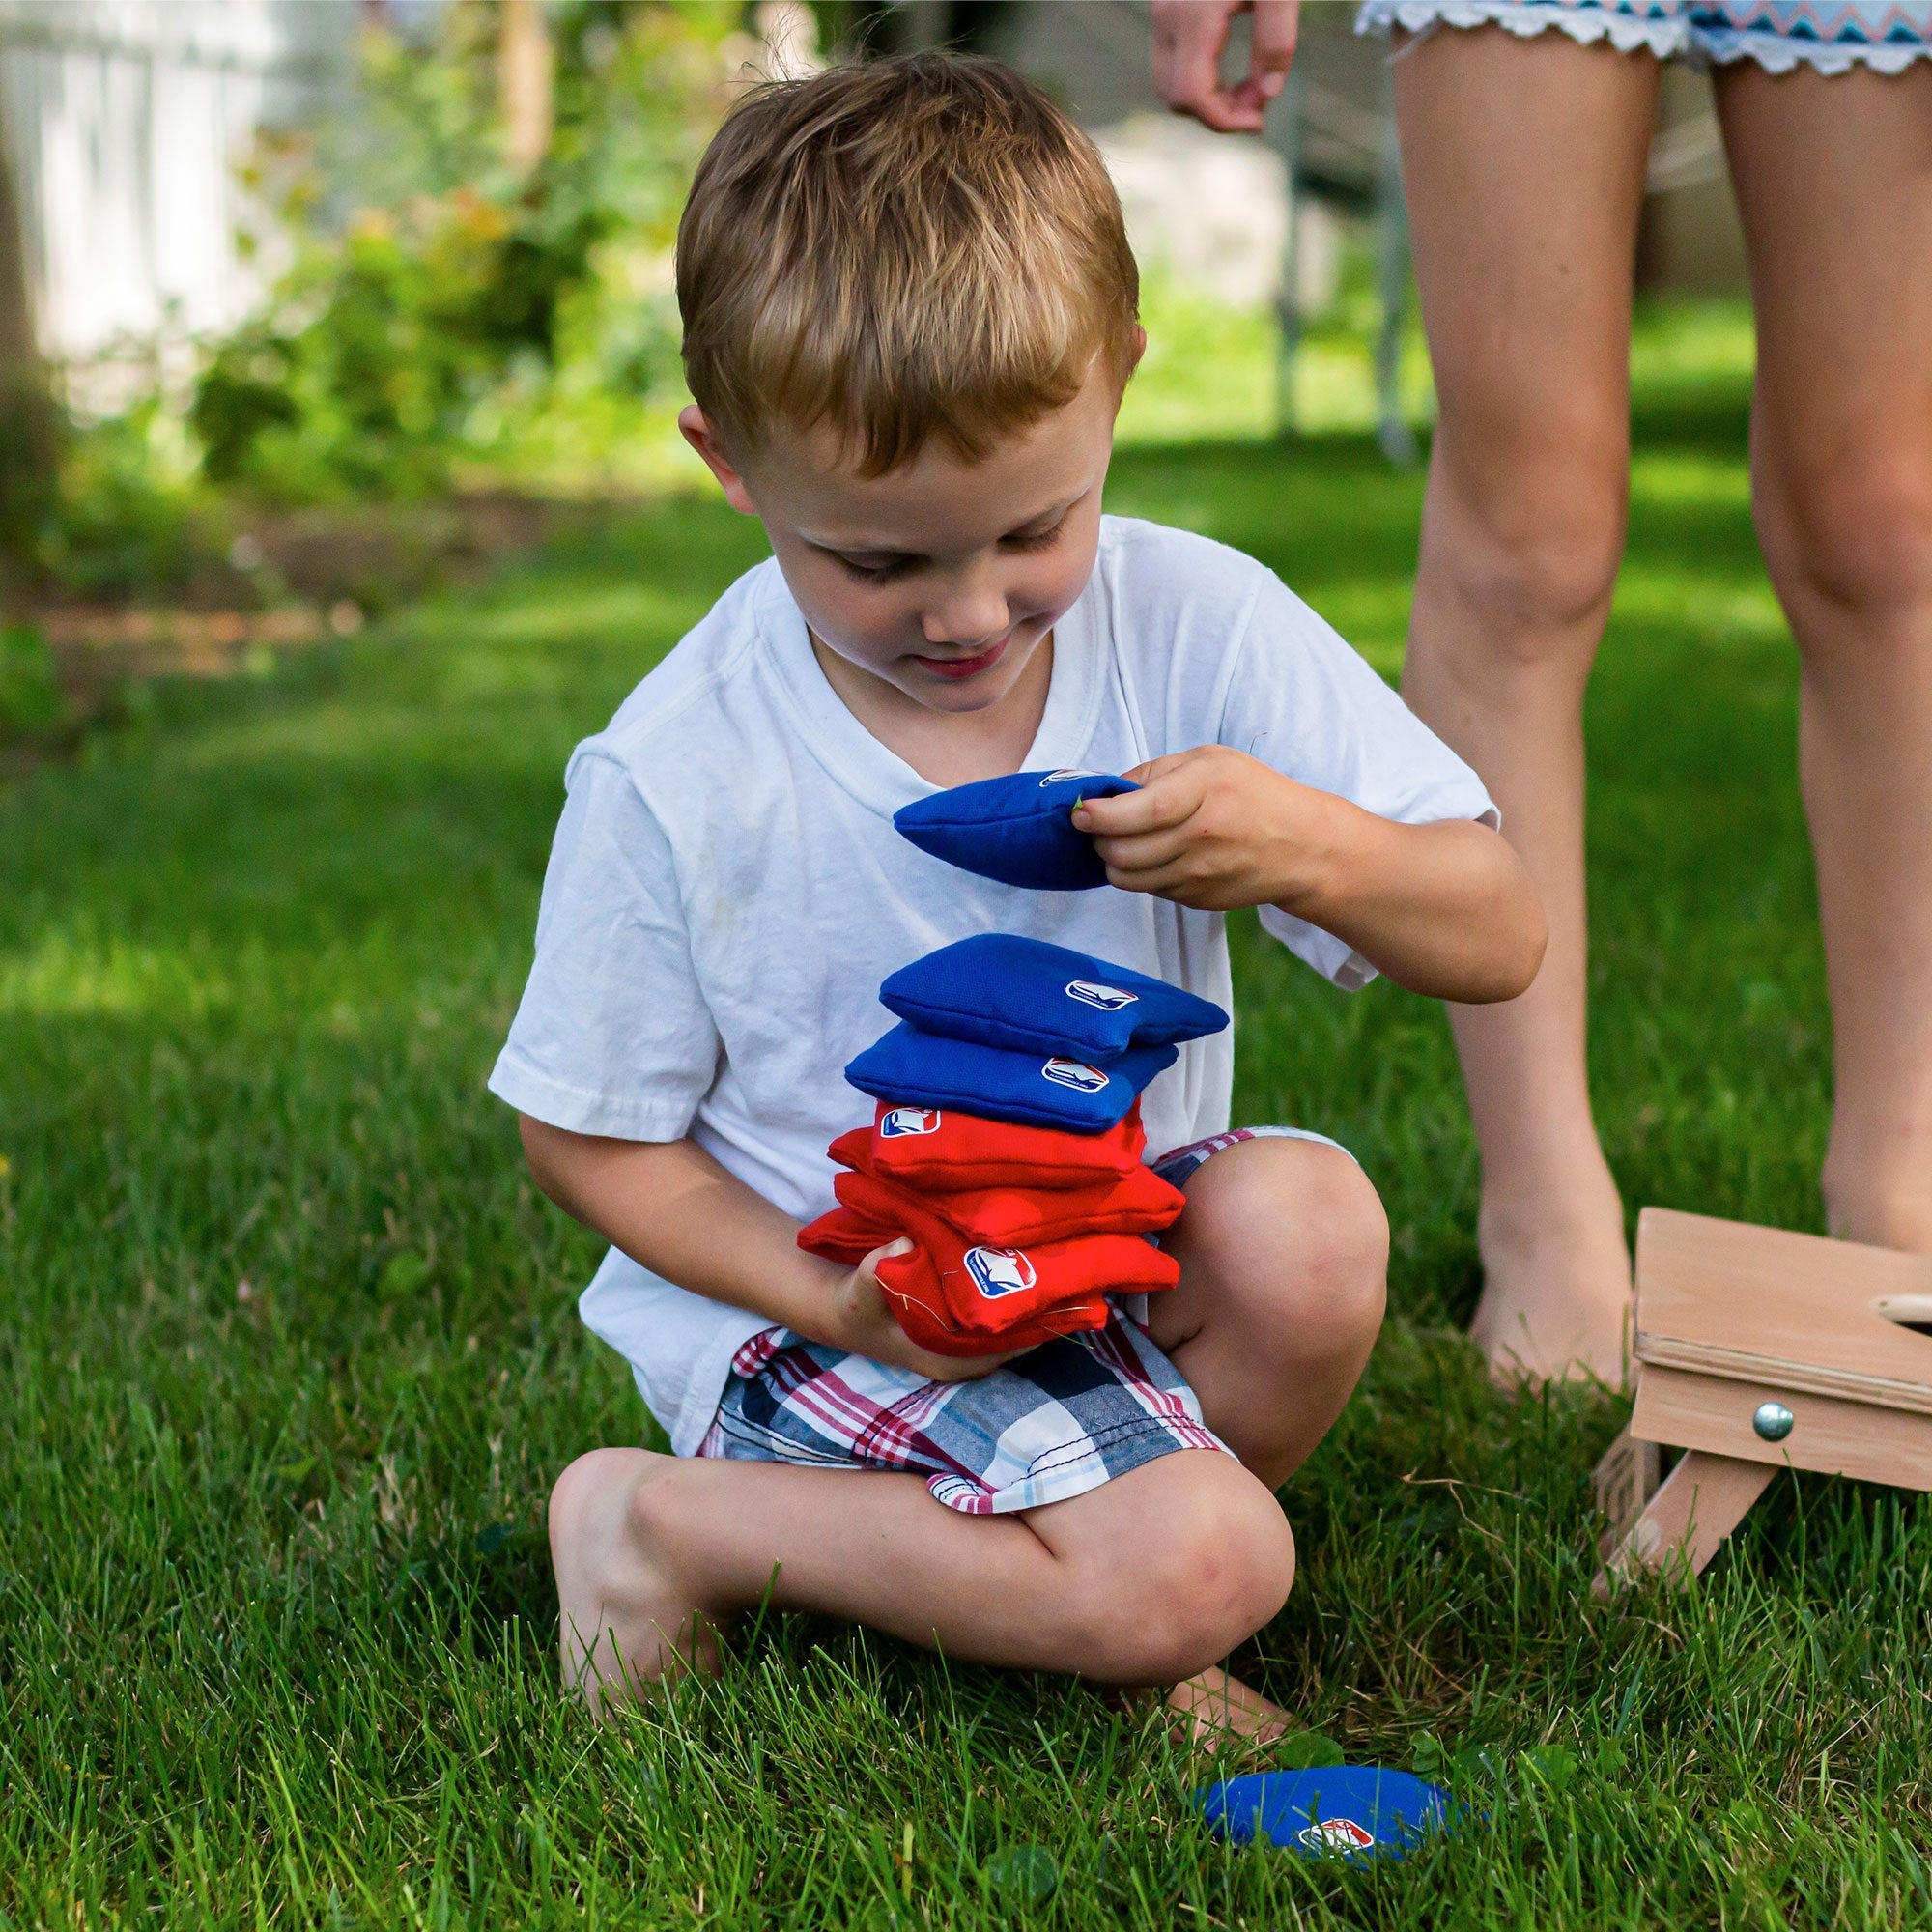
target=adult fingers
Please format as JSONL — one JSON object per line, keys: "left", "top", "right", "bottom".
{"left": 1150, "top": 0, "right": 1260, "bottom": 132}
{"left": 1248, "top": 0, "right": 1300, "bottom": 97}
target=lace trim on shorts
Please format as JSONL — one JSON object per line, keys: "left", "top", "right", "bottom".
{"left": 1356, "top": 0, "right": 1932, "bottom": 73}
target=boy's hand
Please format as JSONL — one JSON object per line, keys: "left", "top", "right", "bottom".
{"left": 1072, "top": 746, "right": 1336, "bottom": 914}
{"left": 831, "top": 1239, "right": 1023, "bottom": 1382}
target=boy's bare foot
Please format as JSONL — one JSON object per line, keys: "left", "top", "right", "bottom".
{"left": 548, "top": 1447, "right": 724, "bottom": 1719}
{"left": 1468, "top": 1172, "right": 1634, "bottom": 1388}
{"left": 1164, "top": 1663, "right": 1293, "bottom": 1752}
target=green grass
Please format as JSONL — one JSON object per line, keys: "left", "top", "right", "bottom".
{"left": 5, "top": 307, "right": 1929, "bottom": 1928}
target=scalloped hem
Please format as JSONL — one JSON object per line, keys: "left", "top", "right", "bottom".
{"left": 1355, "top": 0, "right": 1931, "bottom": 73}
{"left": 1356, "top": 0, "right": 1691, "bottom": 56}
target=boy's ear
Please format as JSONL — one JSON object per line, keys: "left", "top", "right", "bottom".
{"left": 679, "top": 407, "right": 758, "bottom": 515}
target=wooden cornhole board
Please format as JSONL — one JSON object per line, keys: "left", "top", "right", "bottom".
{"left": 1592, "top": 1208, "right": 1932, "bottom": 1598}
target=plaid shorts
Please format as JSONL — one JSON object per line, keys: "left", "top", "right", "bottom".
{"left": 696, "top": 1125, "right": 1346, "bottom": 1515}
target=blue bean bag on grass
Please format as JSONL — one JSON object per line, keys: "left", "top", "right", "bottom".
{"left": 1195, "top": 1767, "right": 1459, "bottom": 1862}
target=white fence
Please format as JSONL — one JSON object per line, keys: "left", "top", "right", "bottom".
{"left": 0, "top": 0, "right": 353, "bottom": 408}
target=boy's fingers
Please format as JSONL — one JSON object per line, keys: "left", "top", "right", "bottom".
{"left": 1073, "top": 781, "right": 1196, "bottom": 838}
{"left": 1090, "top": 824, "right": 1193, "bottom": 873}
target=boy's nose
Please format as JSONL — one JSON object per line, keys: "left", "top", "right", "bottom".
{"left": 922, "top": 575, "right": 1010, "bottom": 649}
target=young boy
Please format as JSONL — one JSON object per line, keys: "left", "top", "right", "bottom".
{"left": 492, "top": 53, "right": 1545, "bottom": 1728}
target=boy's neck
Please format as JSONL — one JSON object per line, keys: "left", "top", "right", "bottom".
{"left": 810, "top": 629, "right": 1056, "bottom": 790}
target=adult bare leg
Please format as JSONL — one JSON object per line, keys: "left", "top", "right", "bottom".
{"left": 1717, "top": 62, "right": 1932, "bottom": 1252}
{"left": 1392, "top": 25, "right": 1661, "bottom": 1382}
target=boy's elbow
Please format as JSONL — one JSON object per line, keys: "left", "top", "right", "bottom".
{"left": 1472, "top": 879, "right": 1548, "bottom": 1003}
{"left": 1499, "top": 897, "right": 1549, "bottom": 1000}
{"left": 519, "top": 1113, "right": 577, "bottom": 1209}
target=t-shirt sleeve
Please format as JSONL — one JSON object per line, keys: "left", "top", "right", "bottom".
{"left": 1218, "top": 570, "right": 1500, "bottom": 992}
{"left": 488, "top": 749, "right": 721, "bottom": 1139}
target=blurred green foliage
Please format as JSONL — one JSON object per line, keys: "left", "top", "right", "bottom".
{"left": 190, "top": 2, "right": 735, "bottom": 503}
{"left": 0, "top": 622, "right": 62, "bottom": 738}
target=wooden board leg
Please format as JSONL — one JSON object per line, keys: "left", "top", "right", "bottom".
{"left": 1592, "top": 1451, "right": 1776, "bottom": 1601}
{"left": 1592, "top": 1423, "right": 1662, "bottom": 1562}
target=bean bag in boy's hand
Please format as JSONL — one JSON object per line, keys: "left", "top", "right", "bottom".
{"left": 841, "top": 1101, "right": 1149, "bottom": 1189}
{"left": 799, "top": 1202, "right": 1176, "bottom": 1336}
{"left": 796, "top": 1208, "right": 1112, "bottom": 1357}
{"left": 881, "top": 934, "right": 1228, "bottom": 1060}
{"left": 832, "top": 1157, "right": 1183, "bottom": 1249}
{"left": 846, "top": 1024, "right": 1177, "bottom": 1133}
{"left": 893, "top": 769, "right": 1139, "bottom": 891}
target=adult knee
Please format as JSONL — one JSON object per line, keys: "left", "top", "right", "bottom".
{"left": 1067, "top": 1467, "right": 1295, "bottom": 1684}
{"left": 1758, "top": 438, "right": 1932, "bottom": 636}
{"left": 1422, "top": 430, "right": 1629, "bottom": 665}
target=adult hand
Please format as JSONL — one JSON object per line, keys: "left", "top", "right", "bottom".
{"left": 1151, "top": 0, "right": 1299, "bottom": 133}
{"left": 831, "top": 1239, "right": 1022, "bottom": 1382}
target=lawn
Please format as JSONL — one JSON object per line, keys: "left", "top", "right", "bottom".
{"left": 4, "top": 306, "right": 1928, "bottom": 1929}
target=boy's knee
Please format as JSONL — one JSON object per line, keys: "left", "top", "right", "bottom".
{"left": 1066, "top": 1462, "right": 1295, "bottom": 1684}
{"left": 1188, "top": 1141, "right": 1389, "bottom": 1362}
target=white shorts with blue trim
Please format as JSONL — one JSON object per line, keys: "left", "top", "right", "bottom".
{"left": 1357, "top": 0, "right": 1932, "bottom": 73}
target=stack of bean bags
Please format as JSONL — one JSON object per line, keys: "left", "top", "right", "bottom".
{"left": 799, "top": 932, "right": 1227, "bottom": 1355}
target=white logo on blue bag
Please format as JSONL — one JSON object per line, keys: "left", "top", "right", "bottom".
{"left": 1041, "top": 768, "right": 1100, "bottom": 785}
{"left": 964, "top": 1246, "right": 1037, "bottom": 1299}
{"left": 1065, "top": 980, "right": 1136, "bottom": 1011}
{"left": 1297, "top": 1819, "right": 1376, "bottom": 1854}
{"left": 880, "top": 1107, "right": 942, "bottom": 1138}
{"left": 1041, "top": 1057, "right": 1109, "bottom": 1093}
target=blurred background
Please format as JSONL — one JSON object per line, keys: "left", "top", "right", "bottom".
{"left": 0, "top": 0, "right": 1751, "bottom": 757}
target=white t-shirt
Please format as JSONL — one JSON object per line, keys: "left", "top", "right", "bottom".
{"left": 489, "top": 516, "right": 1496, "bottom": 1454}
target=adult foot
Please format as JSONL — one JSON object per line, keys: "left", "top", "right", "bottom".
{"left": 548, "top": 1447, "right": 724, "bottom": 1719}
{"left": 1164, "top": 1665, "right": 1292, "bottom": 1752}
{"left": 1469, "top": 1174, "right": 1634, "bottom": 1388}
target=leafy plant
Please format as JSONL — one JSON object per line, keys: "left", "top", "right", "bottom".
{"left": 189, "top": 1, "right": 738, "bottom": 503}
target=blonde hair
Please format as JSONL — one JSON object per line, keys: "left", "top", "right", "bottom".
{"left": 676, "top": 53, "right": 1140, "bottom": 476}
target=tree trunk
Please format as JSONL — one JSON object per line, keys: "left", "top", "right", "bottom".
{"left": 0, "top": 85, "right": 58, "bottom": 569}
{"left": 497, "top": 0, "right": 553, "bottom": 177}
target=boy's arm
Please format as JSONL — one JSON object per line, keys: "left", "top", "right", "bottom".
{"left": 1072, "top": 745, "right": 1546, "bottom": 1003}
{"left": 518, "top": 1118, "right": 1013, "bottom": 1382}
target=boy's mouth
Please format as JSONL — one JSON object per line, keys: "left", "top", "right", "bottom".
{"left": 917, "top": 634, "right": 1009, "bottom": 681}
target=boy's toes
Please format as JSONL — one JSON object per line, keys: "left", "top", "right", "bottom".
{"left": 1164, "top": 1664, "right": 1293, "bottom": 1757}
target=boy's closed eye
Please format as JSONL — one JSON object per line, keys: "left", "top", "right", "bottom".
{"left": 821, "top": 511, "right": 1073, "bottom": 582}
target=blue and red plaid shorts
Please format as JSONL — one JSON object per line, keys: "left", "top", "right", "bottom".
{"left": 696, "top": 1125, "right": 1348, "bottom": 1515}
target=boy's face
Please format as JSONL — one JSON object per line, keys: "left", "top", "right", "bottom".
{"left": 680, "top": 363, "right": 1125, "bottom": 718}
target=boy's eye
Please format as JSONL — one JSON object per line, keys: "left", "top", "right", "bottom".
{"left": 1004, "top": 518, "right": 1066, "bottom": 554}
{"left": 834, "top": 553, "right": 917, "bottom": 582}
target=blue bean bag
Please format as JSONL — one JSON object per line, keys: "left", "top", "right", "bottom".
{"left": 893, "top": 769, "right": 1139, "bottom": 891}
{"left": 1195, "top": 1768, "right": 1458, "bottom": 1861}
{"left": 845, "top": 1023, "right": 1177, "bottom": 1134}
{"left": 880, "top": 935, "right": 1227, "bottom": 1060}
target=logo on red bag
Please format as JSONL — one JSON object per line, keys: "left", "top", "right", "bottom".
{"left": 1041, "top": 1057, "right": 1109, "bottom": 1093}
{"left": 1296, "top": 1819, "right": 1375, "bottom": 1854}
{"left": 964, "top": 1247, "right": 1037, "bottom": 1299}
{"left": 1065, "top": 980, "right": 1136, "bottom": 1011}
{"left": 880, "top": 1107, "right": 942, "bottom": 1138}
